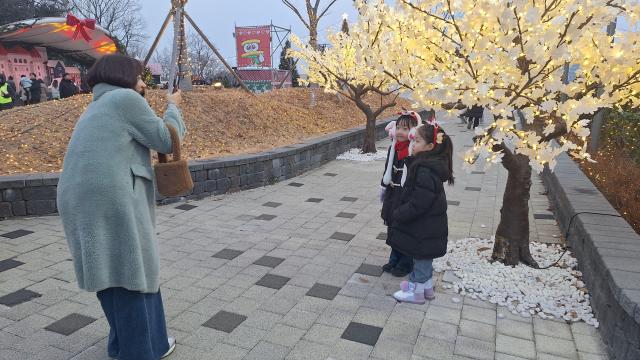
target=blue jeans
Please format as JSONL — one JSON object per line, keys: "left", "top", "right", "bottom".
{"left": 410, "top": 259, "right": 433, "bottom": 283}
{"left": 388, "top": 248, "right": 413, "bottom": 272}
{"left": 97, "top": 287, "right": 170, "bottom": 360}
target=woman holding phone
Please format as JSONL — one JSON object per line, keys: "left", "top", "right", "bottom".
{"left": 57, "top": 54, "right": 185, "bottom": 360}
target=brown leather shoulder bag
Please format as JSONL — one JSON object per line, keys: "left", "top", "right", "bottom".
{"left": 154, "top": 124, "right": 193, "bottom": 197}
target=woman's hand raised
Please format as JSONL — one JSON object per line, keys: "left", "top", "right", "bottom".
{"left": 167, "top": 90, "right": 181, "bottom": 106}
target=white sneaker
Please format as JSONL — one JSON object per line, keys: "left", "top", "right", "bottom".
{"left": 393, "top": 281, "right": 426, "bottom": 304}
{"left": 161, "top": 337, "right": 176, "bottom": 358}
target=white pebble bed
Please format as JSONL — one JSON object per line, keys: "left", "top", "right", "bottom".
{"left": 336, "top": 148, "right": 388, "bottom": 162}
{"left": 434, "top": 237, "right": 599, "bottom": 327}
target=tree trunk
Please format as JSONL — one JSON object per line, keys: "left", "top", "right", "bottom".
{"left": 362, "top": 113, "right": 377, "bottom": 153}
{"left": 491, "top": 151, "right": 539, "bottom": 267}
{"left": 309, "top": 20, "right": 318, "bottom": 50}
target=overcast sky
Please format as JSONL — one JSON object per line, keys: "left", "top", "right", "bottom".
{"left": 138, "top": 0, "right": 359, "bottom": 67}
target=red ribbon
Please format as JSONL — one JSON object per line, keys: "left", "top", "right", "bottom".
{"left": 66, "top": 14, "right": 96, "bottom": 42}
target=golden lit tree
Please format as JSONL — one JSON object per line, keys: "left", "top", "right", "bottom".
{"left": 289, "top": 8, "right": 402, "bottom": 153}
{"left": 358, "top": 0, "right": 640, "bottom": 266}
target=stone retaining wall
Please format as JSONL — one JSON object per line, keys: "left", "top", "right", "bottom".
{"left": 543, "top": 152, "right": 640, "bottom": 360}
{"left": 0, "top": 116, "right": 399, "bottom": 219}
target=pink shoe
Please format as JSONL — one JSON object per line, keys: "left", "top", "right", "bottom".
{"left": 424, "top": 287, "right": 435, "bottom": 300}
{"left": 393, "top": 281, "right": 426, "bottom": 304}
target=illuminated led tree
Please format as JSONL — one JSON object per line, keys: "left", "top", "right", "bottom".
{"left": 289, "top": 7, "right": 402, "bottom": 153}
{"left": 359, "top": 0, "right": 640, "bottom": 266}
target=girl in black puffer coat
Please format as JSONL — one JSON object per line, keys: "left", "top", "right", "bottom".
{"left": 389, "top": 123, "right": 454, "bottom": 304}
{"left": 380, "top": 113, "right": 420, "bottom": 277}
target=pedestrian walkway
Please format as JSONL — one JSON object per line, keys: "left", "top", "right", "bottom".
{"left": 0, "top": 114, "right": 607, "bottom": 359}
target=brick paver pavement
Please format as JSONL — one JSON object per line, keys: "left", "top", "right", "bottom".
{"left": 0, "top": 113, "right": 608, "bottom": 359}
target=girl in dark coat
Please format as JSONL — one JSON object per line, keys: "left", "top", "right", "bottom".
{"left": 380, "top": 112, "right": 420, "bottom": 276}
{"left": 390, "top": 123, "right": 454, "bottom": 304}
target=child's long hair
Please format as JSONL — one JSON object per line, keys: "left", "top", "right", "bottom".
{"left": 416, "top": 124, "right": 455, "bottom": 185}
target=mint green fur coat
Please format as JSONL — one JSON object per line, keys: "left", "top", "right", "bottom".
{"left": 57, "top": 83, "right": 185, "bottom": 293}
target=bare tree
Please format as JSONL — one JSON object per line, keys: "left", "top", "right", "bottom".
{"left": 0, "top": 0, "right": 69, "bottom": 25}
{"left": 126, "top": 42, "right": 148, "bottom": 60}
{"left": 70, "top": 0, "right": 147, "bottom": 55}
{"left": 281, "top": 0, "right": 338, "bottom": 49}
{"left": 151, "top": 46, "right": 172, "bottom": 80}
{"left": 187, "top": 31, "right": 223, "bottom": 82}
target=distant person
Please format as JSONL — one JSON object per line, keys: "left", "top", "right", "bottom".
{"left": 80, "top": 77, "right": 90, "bottom": 93}
{"left": 6, "top": 76, "right": 17, "bottom": 105}
{"left": 467, "top": 105, "right": 484, "bottom": 130}
{"left": 57, "top": 54, "right": 185, "bottom": 360}
{"left": 49, "top": 80, "right": 61, "bottom": 100}
{"left": 19, "top": 74, "right": 32, "bottom": 104}
{"left": 0, "top": 75, "right": 13, "bottom": 110}
{"left": 59, "top": 73, "right": 79, "bottom": 99}
{"left": 29, "top": 73, "right": 43, "bottom": 104}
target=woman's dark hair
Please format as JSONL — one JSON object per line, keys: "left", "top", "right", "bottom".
{"left": 52, "top": 80, "right": 59, "bottom": 88}
{"left": 396, "top": 114, "right": 419, "bottom": 129}
{"left": 87, "top": 54, "right": 143, "bottom": 89}
{"left": 417, "top": 124, "right": 455, "bottom": 185}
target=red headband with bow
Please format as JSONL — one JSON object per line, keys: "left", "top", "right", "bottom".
{"left": 66, "top": 14, "right": 96, "bottom": 42}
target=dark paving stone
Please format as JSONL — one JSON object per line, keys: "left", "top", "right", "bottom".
{"left": 340, "top": 197, "right": 358, "bottom": 202}
{"left": 0, "top": 259, "right": 24, "bottom": 273}
{"left": 45, "top": 313, "right": 96, "bottom": 336}
{"left": 341, "top": 322, "right": 383, "bottom": 346}
{"left": 534, "top": 213, "right": 556, "bottom": 220}
{"left": 262, "top": 202, "right": 282, "bottom": 208}
{"left": 306, "top": 198, "right": 324, "bottom": 203}
{"left": 255, "top": 214, "right": 277, "bottom": 221}
{"left": 288, "top": 182, "right": 304, "bottom": 187}
{"left": 175, "top": 204, "right": 198, "bottom": 211}
{"left": 376, "top": 232, "right": 387, "bottom": 241}
{"left": 256, "top": 274, "right": 290, "bottom": 289}
{"left": 465, "top": 187, "right": 482, "bottom": 192}
{"left": 355, "top": 264, "right": 383, "bottom": 277}
{"left": 330, "top": 232, "right": 355, "bottom": 241}
{"left": 306, "top": 283, "right": 341, "bottom": 300}
{"left": 0, "top": 289, "right": 41, "bottom": 307}
{"left": 212, "top": 249, "right": 244, "bottom": 260}
{"left": 471, "top": 171, "right": 486, "bottom": 175}
{"left": 324, "top": 173, "right": 338, "bottom": 177}
{"left": 253, "top": 256, "right": 285, "bottom": 268}
{"left": 447, "top": 200, "right": 461, "bottom": 206}
{"left": 1, "top": 230, "right": 34, "bottom": 239}
{"left": 336, "top": 212, "right": 356, "bottom": 219}
{"left": 202, "top": 311, "right": 247, "bottom": 333}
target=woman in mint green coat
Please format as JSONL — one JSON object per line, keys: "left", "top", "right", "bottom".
{"left": 57, "top": 54, "right": 185, "bottom": 360}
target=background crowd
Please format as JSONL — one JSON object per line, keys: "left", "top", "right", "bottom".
{"left": 0, "top": 72, "right": 80, "bottom": 110}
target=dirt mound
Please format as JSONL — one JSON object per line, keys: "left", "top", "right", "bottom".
{"left": 0, "top": 87, "right": 410, "bottom": 175}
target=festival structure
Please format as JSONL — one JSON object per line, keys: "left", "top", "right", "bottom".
{"left": 144, "top": 0, "right": 252, "bottom": 93}
{"left": 0, "top": 15, "right": 117, "bottom": 85}
{"left": 234, "top": 24, "right": 293, "bottom": 93}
